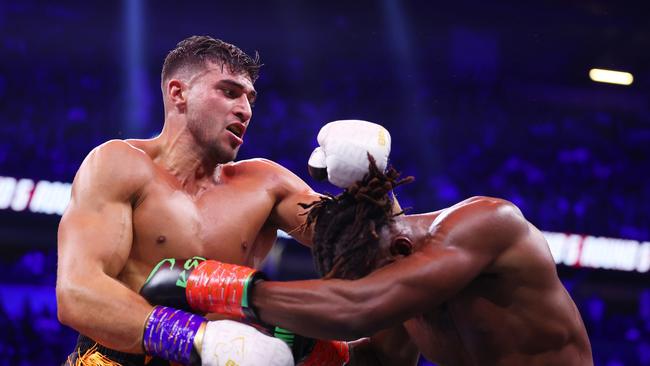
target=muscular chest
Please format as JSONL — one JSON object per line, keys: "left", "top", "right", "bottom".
{"left": 406, "top": 277, "right": 532, "bottom": 365}
{"left": 130, "top": 177, "right": 277, "bottom": 271}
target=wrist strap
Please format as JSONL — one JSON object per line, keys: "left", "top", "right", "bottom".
{"left": 142, "top": 306, "right": 205, "bottom": 365}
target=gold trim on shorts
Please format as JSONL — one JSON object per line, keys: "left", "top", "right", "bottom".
{"left": 66, "top": 344, "right": 123, "bottom": 366}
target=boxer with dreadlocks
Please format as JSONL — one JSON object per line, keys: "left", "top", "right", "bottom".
{"left": 166, "top": 154, "right": 593, "bottom": 365}
{"left": 144, "top": 156, "right": 593, "bottom": 365}
{"left": 299, "top": 154, "right": 414, "bottom": 280}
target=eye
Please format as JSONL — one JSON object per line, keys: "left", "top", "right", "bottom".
{"left": 221, "top": 88, "right": 235, "bottom": 98}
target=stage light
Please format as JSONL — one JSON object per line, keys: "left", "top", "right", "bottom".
{"left": 589, "top": 68, "right": 634, "bottom": 86}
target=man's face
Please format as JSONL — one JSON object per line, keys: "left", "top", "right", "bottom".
{"left": 183, "top": 62, "right": 257, "bottom": 163}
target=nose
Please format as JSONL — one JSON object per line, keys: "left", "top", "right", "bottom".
{"left": 233, "top": 95, "right": 252, "bottom": 123}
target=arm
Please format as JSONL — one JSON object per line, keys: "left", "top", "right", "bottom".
{"left": 270, "top": 120, "right": 394, "bottom": 245}
{"left": 265, "top": 159, "right": 322, "bottom": 246}
{"left": 253, "top": 198, "right": 529, "bottom": 340}
{"left": 267, "top": 162, "right": 403, "bottom": 246}
{"left": 56, "top": 140, "right": 152, "bottom": 352}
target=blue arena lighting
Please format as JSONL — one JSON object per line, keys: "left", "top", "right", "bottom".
{"left": 123, "top": 0, "right": 150, "bottom": 137}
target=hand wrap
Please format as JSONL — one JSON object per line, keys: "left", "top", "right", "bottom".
{"left": 142, "top": 306, "right": 205, "bottom": 365}
{"left": 186, "top": 259, "right": 266, "bottom": 322}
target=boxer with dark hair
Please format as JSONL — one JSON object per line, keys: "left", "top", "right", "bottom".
{"left": 56, "top": 34, "right": 392, "bottom": 366}
{"left": 159, "top": 157, "right": 594, "bottom": 365}
{"left": 161, "top": 35, "right": 262, "bottom": 84}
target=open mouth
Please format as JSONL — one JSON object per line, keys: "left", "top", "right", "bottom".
{"left": 226, "top": 123, "right": 245, "bottom": 139}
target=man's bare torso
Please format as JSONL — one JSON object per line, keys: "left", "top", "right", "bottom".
{"left": 400, "top": 208, "right": 593, "bottom": 365}
{"left": 116, "top": 139, "right": 289, "bottom": 293}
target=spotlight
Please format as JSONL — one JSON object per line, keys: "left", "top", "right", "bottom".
{"left": 589, "top": 68, "right": 634, "bottom": 86}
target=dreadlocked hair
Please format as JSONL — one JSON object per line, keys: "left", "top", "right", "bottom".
{"left": 299, "top": 154, "right": 414, "bottom": 280}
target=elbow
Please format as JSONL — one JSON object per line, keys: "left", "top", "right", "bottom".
{"left": 56, "top": 283, "right": 73, "bottom": 326}
{"left": 56, "top": 281, "right": 81, "bottom": 329}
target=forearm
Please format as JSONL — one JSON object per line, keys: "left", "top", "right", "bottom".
{"left": 253, "top": 279, "right": 384, "bottom": 340}
{"left": 57, "top": 271, "right": 152, "bottom": 353}
{"left": 252, "top": 253, "right": 438, "bottom": 340}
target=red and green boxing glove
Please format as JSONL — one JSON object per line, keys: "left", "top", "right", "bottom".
{"left": 140, "top": 257, "right": 349, "bottom": 365}
{"left": 140, "top": 256, "right": 264, "bottom": 321}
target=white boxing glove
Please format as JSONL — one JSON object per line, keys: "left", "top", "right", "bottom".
{"left": 308, "top": 120, "right": 391, "bottom": 188}
{"left": 201, "top": 320, "right": 294, "bottom": 366}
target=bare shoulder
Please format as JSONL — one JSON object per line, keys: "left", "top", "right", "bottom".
{"left": 232, "top": 158, "right": 293, "bottom": 175}
{"left": 231, "top": 158, "right": 311, "bottom": 190}
{"left": 73, "top": 139, "right": 155, "bottom": 200}
{"left": 432, "top": 196, "right": 529, "bottom": 254}
{"left": 439, "top": 196, "right": 525, "bottom": 227}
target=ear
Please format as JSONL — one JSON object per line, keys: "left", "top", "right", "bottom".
{"left": 166, "top": 79, "right": 187, "bottom": 112}
{"left": 389, "top": 236, "right": 413, "bottom": 257}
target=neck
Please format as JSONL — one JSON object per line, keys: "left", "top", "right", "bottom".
{"left": 153, "top": 117, "right": 218, "bottom": 189}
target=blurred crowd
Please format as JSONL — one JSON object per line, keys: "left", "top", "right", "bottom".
{"left": 1, "top": 39, "right": 648, "bottom": 241}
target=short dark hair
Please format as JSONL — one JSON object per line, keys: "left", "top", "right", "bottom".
{"left": 300, "top": 155, "right": 414, "bottom": 280}
{"left": 161, "top": 35, "right": 262, "bottom": 84}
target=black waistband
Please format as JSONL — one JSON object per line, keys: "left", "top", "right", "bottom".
{"left": 64, "top": 334, "right": 169, "bottom": 366}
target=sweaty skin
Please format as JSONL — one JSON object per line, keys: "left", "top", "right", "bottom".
{"left": 57, "top": 56, "right": 414, "bottom": 364}
{"left": 56, "top": 63, "right": 320, "bottom": 353}
{"left": 252, "top": 197, "right": 594, "bottom": 366}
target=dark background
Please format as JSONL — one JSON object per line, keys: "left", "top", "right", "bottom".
{"left": 0, "top": 0, "right": 648, "bottom": 364}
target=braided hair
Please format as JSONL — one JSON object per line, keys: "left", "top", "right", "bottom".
{"left": 300, "top": 155, "right": 413, "bottom": 279}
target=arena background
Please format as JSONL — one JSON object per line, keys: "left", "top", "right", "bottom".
{"left": 0, "top": 1, "right": 648, "bottom": 364}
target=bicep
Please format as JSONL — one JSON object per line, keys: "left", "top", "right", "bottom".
{"left": 58, "top": 197, "right": 133, "bottom": 279}
{"left": 57, "top": 145, "right": 142, "bottom": 280}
